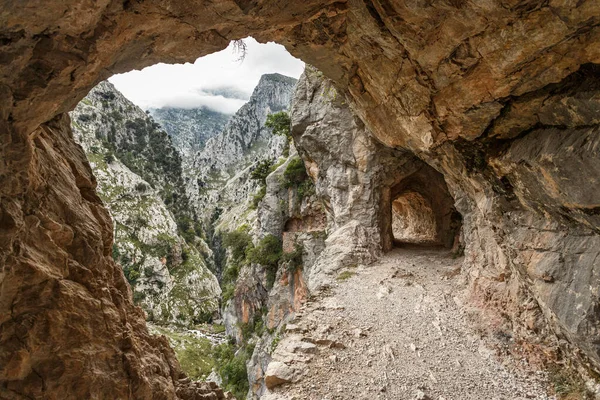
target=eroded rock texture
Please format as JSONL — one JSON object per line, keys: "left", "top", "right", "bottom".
{"left": 2, "top": 0, "right": 600, "bottom": 397}
{"left": 0, "top": 115, "right": 205, "bottom": 398}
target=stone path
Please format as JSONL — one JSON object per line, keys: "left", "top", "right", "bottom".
{"left": 263, "top": 247, "right": 552, "bottom": 400}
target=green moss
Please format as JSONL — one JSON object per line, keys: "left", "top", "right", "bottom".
{"left": 337, "top": 270, "right": 357, "bottom": 281}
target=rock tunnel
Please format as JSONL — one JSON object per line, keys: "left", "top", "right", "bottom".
{"left": 2, "top": 1, "right": 600, "bottom": 398}
{"left": 389, "top": 163, "right": 461, "bottom": 248}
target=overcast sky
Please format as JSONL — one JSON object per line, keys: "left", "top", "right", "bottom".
{"left": 109, "top": 37, "right": 305, "bottom": 114}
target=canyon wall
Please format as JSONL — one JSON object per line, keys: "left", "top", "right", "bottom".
{"left": 2, "top": 0, "right": 600, "bottom": 397}
{"left": 70, "top": 81, "right": 222, "bottom": 328}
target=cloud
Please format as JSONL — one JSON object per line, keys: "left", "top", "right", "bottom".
{"left": 109, "top": 37, "right": 304, "bottom": 114}
{"left": 149, "top": 92, "right": 248, "bottom": 114}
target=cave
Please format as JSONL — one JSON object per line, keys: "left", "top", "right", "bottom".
{"left": 2, "top": 1, "right": 600, "bottom": 399}
{"left": 388, "top": 163, "right": 461, "bottom": 248}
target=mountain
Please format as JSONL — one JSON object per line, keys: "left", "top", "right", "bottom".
{"left": 148, "top": 107, "right": 231, "bottom": 165}
{"left": 69, "top": 81, "right": 221, "bottom": 327}
{"left": 178, "top": 73, "right": 298, "bottom": 223}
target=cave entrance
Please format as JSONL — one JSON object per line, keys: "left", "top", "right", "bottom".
{"left": 387, "top": 162, "right": 462, "bottom": 249}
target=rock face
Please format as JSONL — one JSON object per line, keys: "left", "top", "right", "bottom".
{"left": 69, "top": 81, "right": 221, "bottom": 328}
{"left": 0, "top": 113, "right": 210, "bottom": 399}
{"left": 2, "top": 1, "right": 600, "bottom": 398}
{"left": 149, "top": 107, "right": 231, "bottom": 207}
{"left": 290, "top": 67, "right": 461, "bottom": 291}
{"left": 149, "top": 107, "right": 231, "bottom": 159}
{"left": 189, "top": 73, "right": 296, "bottom": 222}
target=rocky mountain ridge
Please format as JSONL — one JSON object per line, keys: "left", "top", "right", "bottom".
{"left": 69, "top": 81, "right": 221, "bottom": 328}
{"left": 185, "top": 73, "right": 296, "bottom": 223}
{"left": 149, "top": 106, "right": 231, "bottom": 191}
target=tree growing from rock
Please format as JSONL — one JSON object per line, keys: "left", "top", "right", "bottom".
{"left": 265, "top": 111, "right": 291, "bottom": 139}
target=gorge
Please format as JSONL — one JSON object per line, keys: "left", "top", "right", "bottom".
{"left": 2, "top": 1, "right": 600, "bottom": 399}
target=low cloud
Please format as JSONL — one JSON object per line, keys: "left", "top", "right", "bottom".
{"left": 109, "top": 37, "right": 304, "bottom": 113}
{"left": 148, "top": 91, "right": 248, "bottom": 114}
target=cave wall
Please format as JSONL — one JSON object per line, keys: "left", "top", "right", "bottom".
{"left": 390, "top": 164, "right": 460, "bottom": 247}
{"left": 392, "top": 192, "right": 437, "bottom": 244}
{"left": 0, "top": 114, "right": 217, "bottom": 399}
{"left": 2, "top": 0, "right": 600, "bottom": 396}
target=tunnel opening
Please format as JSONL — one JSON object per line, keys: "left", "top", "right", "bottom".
{"left": 387, "top": 162, "right": 462, "bottom": 249}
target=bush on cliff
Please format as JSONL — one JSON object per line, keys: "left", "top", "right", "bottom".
{"left": 247, "top": 234, "right": 282, "bottom": 288}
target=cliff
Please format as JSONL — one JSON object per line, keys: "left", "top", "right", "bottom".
{"left": 70, "top": 81, "right": 221, "bottom": 328}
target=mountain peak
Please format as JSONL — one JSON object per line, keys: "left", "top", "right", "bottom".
{"left": 258, "top": 73, "right": 298, "bottom": 86}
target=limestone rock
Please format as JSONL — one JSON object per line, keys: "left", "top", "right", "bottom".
{"left": 264, "top": 362, "right": 295, "bottom": 389}
{"left": 70, "top": 81, "right": 221, "bottom": 327}
{"left": 186, "top": 73, "right": 296, "bottom": 223}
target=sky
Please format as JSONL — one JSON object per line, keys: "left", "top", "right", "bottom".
{"left": 109, "top": 37, "right": 305, "bottom": 114}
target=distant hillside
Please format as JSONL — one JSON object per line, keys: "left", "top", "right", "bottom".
{"left": 70, "top": 81, "right": 221, "bottom": 327}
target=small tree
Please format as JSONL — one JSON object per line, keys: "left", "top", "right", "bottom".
{"left": 283, "top": 157, "right": 308, "bottom": 188}
{"left": 250, "top": 159, "right": 273, "bottom": 185}
{"left": 104, "top": 152, "right": 115, "bottom": 164}
{"left": 265, "top": 111, "right": 291, "bottom": 139}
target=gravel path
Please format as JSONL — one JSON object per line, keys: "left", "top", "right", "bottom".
{"left": 264, "top": 247, "right": 552, "bottom": 400}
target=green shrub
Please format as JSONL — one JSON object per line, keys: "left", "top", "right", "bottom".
{"left": 297, "top": 179, "right": 315, "bottom": 200}
{"left": 250, "top": 159, "right": 273, "bottom": 185}
{"left": 283, "top": 157, "right": 308, "bottom": 188}
{"left": 239, "top": 313, "right": 265, "bottom": 341}
{"left": 265, "top": 111, "right": 291, "bottom": 138}
{"left": 251, "top": 186, "right": 266, "bottom": 209}
{"left": 132, "top": 291, "right": 146, "bottom": 304}
{"left": 213, "top": 343, "right": 251, "bottom": 399}
{"left": 221, "top": 284, "right": 235, "bottom": 304}
{"left": 222, "top": 261, "right": 241, "bottom": 285}
{"left": 223, "top": 230, "right": 252, "bottom": 261}
{"left": 104, "top": 152, "right": 115, "bottom": 164}
{"left": 282, "top": 244, "right": 303, "bottom": 272}
{"left": 247, "top": 235, "right": 282, "bottom": 267}
{"left": 548, "top": 365, "right": 592, "bottom": 399}
{"left": 247, "top": 234, "right": 282, "bottom": 288}
{"left": 124, "top": 265, "right": 140, "bottom": 284}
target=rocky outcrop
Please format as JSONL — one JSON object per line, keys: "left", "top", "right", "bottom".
{"left": 289, "top": 67, "right": 461, "bottom": 291}
{"left": 70, "top": 81, "right": 221, "bottom": 328}
{"left": 0, "top": 114, "right": 218, "bottom": 399}
{"left": 186, "top": 74, "right": 296, "bottom": 222}
{"left": 149, "top": 107, "right": 231, "bottom": 160}
{"left": 3, "top": 1, "right": 600, "bottom": 397}
{"left": 149, "top": 106, "right": 231, "bottom": 210}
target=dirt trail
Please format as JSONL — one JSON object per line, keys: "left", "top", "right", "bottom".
{"left": 264, "top": 247, "right": 551, "bottom": 400}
